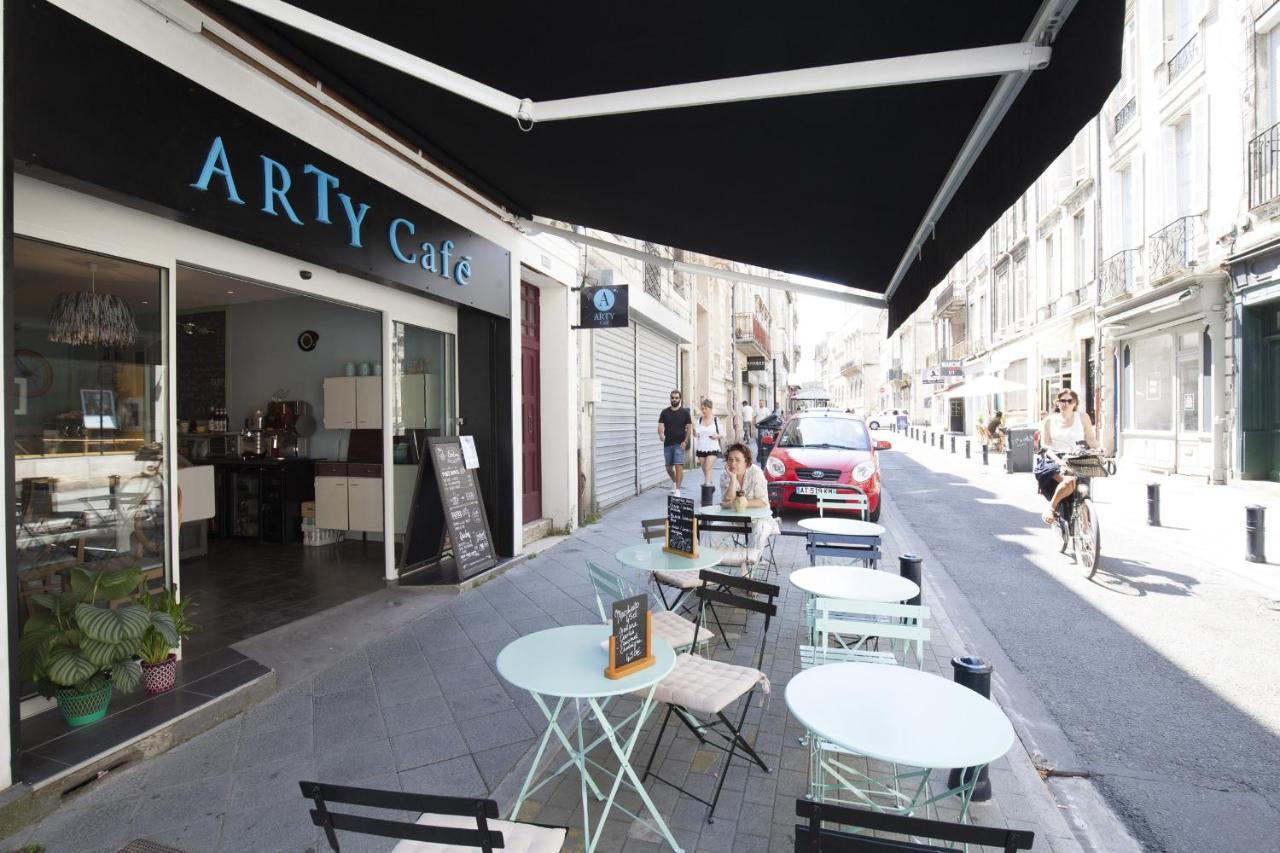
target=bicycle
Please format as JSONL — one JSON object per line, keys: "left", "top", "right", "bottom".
{"left": 1038, "top": 445, "right": 1115, "bottom": 578}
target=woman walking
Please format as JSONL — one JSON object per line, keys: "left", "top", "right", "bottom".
{"left": 693, "top": 399, "right": 723, "bottom": 486}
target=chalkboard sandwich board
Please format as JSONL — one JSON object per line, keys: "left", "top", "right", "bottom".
{"left": 604, "top": 593, "right": 655, "bottom": 679}
{"left": 663, "top": 494, "right": 698, "bottom": 558}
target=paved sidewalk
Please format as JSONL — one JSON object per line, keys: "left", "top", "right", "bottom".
{"left": 5, "top": 467, "right": 1087, "bottom": 852}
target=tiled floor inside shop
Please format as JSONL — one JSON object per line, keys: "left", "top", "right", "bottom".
{"left": 179, "top": 538, "right": 388, "bottom": 662}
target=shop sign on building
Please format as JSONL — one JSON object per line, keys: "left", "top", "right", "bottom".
{"left": 940, "top": 360, "right": 964, "bottom": 378}
{"left": 921, "top": 368, "right": 945, "bottom": 385}
{"left": 576, "top": 285, "right": 629, "bottom": 329}
{"left": 746, "top": 356, "right": 768, "bottom": 371}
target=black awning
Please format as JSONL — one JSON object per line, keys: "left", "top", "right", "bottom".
{"left": 207, "top": 1, "right": 1122, "bottom": 330}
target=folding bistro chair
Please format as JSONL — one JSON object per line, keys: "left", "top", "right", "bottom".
{"left": 641, "top": 570, "right": 780, "bottom": 823}
{"left": 816, "top": 490, "right": 869, "bottom": 520}
{"left": 793, "top": 800, "right": 1035, "bottom": 853}
{"left": 814, "top": 599, "right": 930, "bottom": 668}
{"left": 697, "top": 514, "right": 757, "bottom": 574}
{"left": 642, "top": 516, "right": 703, "bottom": 613}
{"left": 586, "top": 561, "right": 714, "bottom": 653}
{"left": 300, "top": 781, "right": 567, "bottom": 852}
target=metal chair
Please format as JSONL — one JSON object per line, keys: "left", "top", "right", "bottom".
{"left": 814, "top": 599, "right": 930, "bottom": 669}
{"left": 817, "top": 490, "right": 869, "bottom": 520}
{"left": 640, "top": 570, "right": 780, "bottom": 824}
{"left": 642, "top": 516, "right": 704, "bottom": 613}
{"left": 586, "top": 561, "right": 714, "bottom": 653}
{"left": 300, "top": 780, "right": 567, "bottom": 852}
{"left": 793, "top": 800, "right": 1034, "bottom": 852}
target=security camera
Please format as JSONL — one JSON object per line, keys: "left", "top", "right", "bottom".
{"left": 299, "top": 270, "right": 313, "bottom": 280}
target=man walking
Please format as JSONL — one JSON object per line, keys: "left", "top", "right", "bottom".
{"left": 740, "top": 399, "right": 754, "bottom": 443}
{"left": 658, "top": 390, "right": 693, "bottom": 495}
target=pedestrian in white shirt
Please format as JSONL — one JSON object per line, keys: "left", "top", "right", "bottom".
{"left": 740, "top": 400, "right": 754, "bottom": 442}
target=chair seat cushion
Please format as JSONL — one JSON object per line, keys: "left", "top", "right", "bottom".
{"left": 652, "top": 570, "right": 702, "bottom": 589}
{"left": 651, "top": 609, "right": 715, "bottom": 649}
{"left": 715, "top": 547, "right": 764, "bottom": 567}
{"left": 392, "top": 813, "right": 566, "bottom": 853}
{"left": 642, "top": 653, "right": 769, "bottom": 715}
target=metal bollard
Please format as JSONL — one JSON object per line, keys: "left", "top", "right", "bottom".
{"left": 982, "top": 443, "right": 989, "bottom": 466}
{"left": 898, "top": 554, "right": 922, "bottom": 606}
{"left": 1147, "top": 483, "right": 1161, "bottom": 526}
{"left": 700, "top": 483, "right": 716, "bottom": 507}
{"left": 1246, "top": 505, "right": 1266, "bottom": 563}
{"left": 950, "top": 435, "right": 956, "bottom": 453}
{"left": 965, "top": 439, "right": 971, "bottom": 459}
{"left": 947, "top": 657, "right": 994, "bottom": 802}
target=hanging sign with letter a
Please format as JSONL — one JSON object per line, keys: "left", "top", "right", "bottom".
{"left": 577, "top": 285, "right": 630, "bottom": 329}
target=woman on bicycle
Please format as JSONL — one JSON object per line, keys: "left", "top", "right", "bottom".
{"left": 1036, "top": 388, "right": 1099, "bottom": 524}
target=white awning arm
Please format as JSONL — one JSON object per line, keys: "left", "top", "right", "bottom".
{"left": 222, "top": 0, "right": 1047, "bottom": 125}
{"left": 523, "top": 219, "right": 887, "bottom": 309}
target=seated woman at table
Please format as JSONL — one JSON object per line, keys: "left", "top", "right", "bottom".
{"left": 719, "top": 443, "right": 781, "bottom": 542}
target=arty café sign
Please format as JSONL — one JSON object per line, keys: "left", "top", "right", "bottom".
{"left": 189, "top": 136, "right": 476, "bottom": 287}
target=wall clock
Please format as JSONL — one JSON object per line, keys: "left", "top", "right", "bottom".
{"left": 14, "top": 348, "right": 53, "bottom": 398}
{"left": 297, "top": 330, "right": 319, "bottom": 352}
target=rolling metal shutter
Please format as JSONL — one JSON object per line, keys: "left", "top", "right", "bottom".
{"left": 636, "top": 324, "right": 680, "bottom": 491}
{"left": 591, "top": 323, "right": 637, "bottom": 510}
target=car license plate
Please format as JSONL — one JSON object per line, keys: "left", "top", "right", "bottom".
{"left": 795, "top": 486, "right": 838, "bottom": 496}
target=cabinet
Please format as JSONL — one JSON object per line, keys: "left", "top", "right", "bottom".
{"left": 323, "top": 376, "right": 382, "bottom": 430}
{"left": 399, "top": 374, "right": 441, "bottom": 430}
{"left": 314, "top": 462, "right": 383, "bottom": 532}
{"left": 208, "top": 460, "right": 315, "bottom": 544}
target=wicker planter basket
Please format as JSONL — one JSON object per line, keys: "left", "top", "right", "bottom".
{"left": 55, "top": 679, "right": 113, "bottom": 728}
{"left": 142, "top": 654, "right": 178, "bottom": 695}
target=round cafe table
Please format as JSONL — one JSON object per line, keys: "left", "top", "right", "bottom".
{"left": 797, "top": 517, "right": 886, "bottom": 537}
{"left": 614, "top": 542, "right": 724, "bottom": 574}
{"left": 785, "top": 662, "right": 1014, "bottom": 819}
{"left": 498, "top": 625, "right": 683, "bottom": 852}
{"left": 789, "top": 565, "right": 918, "bottom": 604}
{"left": 696, "top": 504, "right": 775, "bottom": 520}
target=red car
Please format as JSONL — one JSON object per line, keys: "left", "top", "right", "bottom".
{"left": 763, "top": 411, "right": 890, "bottom": 522}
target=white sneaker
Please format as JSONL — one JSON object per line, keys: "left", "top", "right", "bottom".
{"left": 672, "top": 487, "right": 682, "bottom": 497}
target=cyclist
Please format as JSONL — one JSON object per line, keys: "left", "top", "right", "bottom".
{"left": 1035, "top": 388, "right": 1099, "bottom": 525}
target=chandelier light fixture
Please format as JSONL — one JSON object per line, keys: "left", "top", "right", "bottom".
{"left": 48, "top": 261, "right": 138, "bottom": 348}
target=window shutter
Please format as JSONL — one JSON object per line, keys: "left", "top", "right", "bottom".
{"left": 1191, "top": 97, "right": 1209, "bottom": 215}
{"left": 1073, "top": 131, "right": 1090, "bottom": 183}
{"left": 1142, "top": 0, "right": 1166, "bottom": 72}
{"left": 1160, "top": 123, "right": 1178, "bottom": 224}
{"left": 1104, "top": 169, "right": 1121, "bottom": 256}
{"left": 1133, "top": 151, "right": 1146, "bottom": 247}
{"left": 1057, "top": 150, "right": 1074, "bottom": 194}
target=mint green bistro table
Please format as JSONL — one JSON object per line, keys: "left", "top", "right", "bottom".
{"left": 614, "top": 542, "right": 724, "bottom": 574}
{"left": 497, "top": 625, "right": 682, "bottom": 852}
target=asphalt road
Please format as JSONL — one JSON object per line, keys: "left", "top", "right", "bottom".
{"left": 878, "top": 439, "right": 1280, "bottom": 853}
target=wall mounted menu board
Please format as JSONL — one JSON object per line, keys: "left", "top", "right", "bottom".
{"left": 604, "top": 593, "right": 654, "bottom": 679}
{"left": 429, "top": 437, "right": 497, "bottom": 580}
{"left": 663, "top": 494, "right": 697, "bottom": 558}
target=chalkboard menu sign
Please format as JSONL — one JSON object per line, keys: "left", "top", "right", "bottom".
{"left": 399, "top": 435, "right": 497, "bottom": 580}
{"left": 175, "top": 310, "right": 226, "bottom": 420}
{"left": 604, "top": 593, "right": 654, "bottom": 679}
{"left": 663, "top": 494, "right": 698, "bottom": 558}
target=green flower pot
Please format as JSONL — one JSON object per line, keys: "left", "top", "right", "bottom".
{"left": 55, "top": 680, "right": 113, "bottom": 728}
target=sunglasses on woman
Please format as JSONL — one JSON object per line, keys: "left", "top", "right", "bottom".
{"left": 1057, "top": 397, "right": 1074, "bottom": 405}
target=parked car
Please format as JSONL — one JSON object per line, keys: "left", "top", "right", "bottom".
{"left": 867, "top": 409, "right": 908, "bottom": 430}
{"left": 763, "top": 411, "right": 890, "bottom": 522}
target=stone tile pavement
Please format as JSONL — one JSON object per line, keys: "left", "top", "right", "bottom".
{"left": 4, "top": 468, "right": 1084, "bottom": 852}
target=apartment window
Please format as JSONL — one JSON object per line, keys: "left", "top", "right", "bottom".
{"left": 1014, "top": 252, "right": 1028, "bottom": 323}
{"left": 995, "top": 266, "right": 1010, "bottom": 331}
{"left": 1045, "top": 233, "right": 1057, "bottom": 302}
{"left": 1174, "top": 118, "right": 1193, "bottom": 217}
{"left": 1073, "top": 212, "right": 1088, "bottom": 289}
{"left": 1119, "top": 164, "right": 1135, "bottom": 246}
{"left": 1120, "top": 17, "right": 1136, "bottom": 91}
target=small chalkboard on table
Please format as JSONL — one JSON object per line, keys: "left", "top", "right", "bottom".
{"left": 663, "top": 494, "right": 697, "bottom": 558}
{"left": 604, "top": 593, "right": 655, "bottom": 679}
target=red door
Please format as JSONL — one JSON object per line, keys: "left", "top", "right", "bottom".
{"left": 520, "top": 283, "right": 543, "bottom": 522}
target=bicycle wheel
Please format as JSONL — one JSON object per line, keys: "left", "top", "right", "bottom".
{"left": 1076, "top": 498, "right": 1101, "bottom": 578}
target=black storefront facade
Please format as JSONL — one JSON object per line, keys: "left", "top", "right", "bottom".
{"left": 2, "top": 0, "right": 520, "bottom": 794}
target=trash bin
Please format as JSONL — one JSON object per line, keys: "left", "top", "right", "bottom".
{"left": 1004, "top": 425, "right": 1037, "bottom": 473}
{"left": 756, "top": 414, "right": 784, "bottom": 467}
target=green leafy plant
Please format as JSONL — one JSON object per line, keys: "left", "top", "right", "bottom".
{"left": 17, "top": 567, "right": 174, "bottom": 697}
{"left": 139, "top": 584, "right": 197, "bottom": 664}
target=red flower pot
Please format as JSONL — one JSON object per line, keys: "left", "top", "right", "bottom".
{"left": 141, "top": 653, "right": 177, "bottom": 695}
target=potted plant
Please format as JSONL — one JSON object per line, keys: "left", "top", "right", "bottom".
{"left": 18, "top": 567, "right": 176, "bottom": 727}
{"left": 139, "top": 584, "right": 197, "bottom": 695}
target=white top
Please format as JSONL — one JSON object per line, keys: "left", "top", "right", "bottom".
{"left": 615, "top": 542, "right": 724, "bottom": 573}
{"left": 798, "top": 517, "right": 886, "bottom": 537}
{"left": 1045, "top": 412, "right": 1085, "bottom": 452}
{"left": 496, "top": 625, "right": 676, "bottom": 698}
{"left": 785, "top": 662, "right": 1014, "bottom": 769}
{"left": 741, "top": 404, "right": 754, "bottom": 423}
{"left": 693, "top": 415, "right": 722, "bottom": 453}
{"left": 789, "top": 566, "right": 918, "bottom": 603}
{"left": 697, "top": 504, "right": 774, "bottom": 520}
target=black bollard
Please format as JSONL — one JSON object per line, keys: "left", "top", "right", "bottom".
{"left": 700, "top": 483, "right": 716, "bottom": 507}
{"left": 1147, "top": 483, "right": 1161, "bottom": 526}
{"left": 947, "top": 657, "right": 994, "bottom": 801}
{"left": 898, "top": 554, "right": 922, "bottom": 606}
{"left": 965, "top": 439, "right": 971, "bottom": 459}
{"left": 982, "top": 444, "right": 989, "bottom": 466}
{"left": 950, "top": 435, "right": 956, "bottom": 454}
{"left": 1246, "top": 505, "right": 1266, "bottom": 563}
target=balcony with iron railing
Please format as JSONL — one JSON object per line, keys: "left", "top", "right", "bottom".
{"left": 933, "top": 282, "right": 965, "bottom": 318}
{"left": 1249, "top": 122, "right": 1280, "bottom": 210}
{"left": 1113, "top": 95, "right": 1137, "bottom": 135}
{"left": 1167, "top": 33, "right": 1199, "bottom": 83}
{"left": 840, "top": 358, "right": 860, "bottom": 378}
{"left": 732, "top": 312, "right": 770, "bottom": 357}
{"left": 1101, "top": 249, "right": 1139, "bottom": 302}
{"left": 1148, "top": 217, "right": 1198, "bottom": 283}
